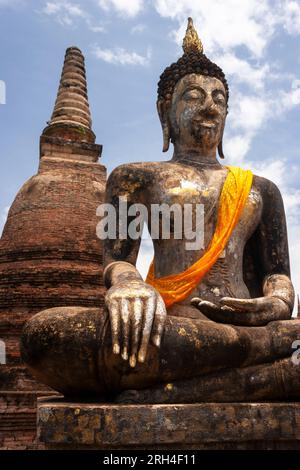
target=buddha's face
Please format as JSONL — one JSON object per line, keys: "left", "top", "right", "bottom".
{"left": 167, "top": 73, "right": 227, "bottom": 151}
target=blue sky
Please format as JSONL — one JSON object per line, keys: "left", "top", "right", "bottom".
{"left": 0, "top": 0, "right": 300, "bottom": 304}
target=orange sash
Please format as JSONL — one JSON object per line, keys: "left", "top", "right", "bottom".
{"left": 145, "top": 166, "right": 253, "bottom": 308}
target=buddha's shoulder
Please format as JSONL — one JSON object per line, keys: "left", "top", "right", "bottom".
{"left": 252, "top": 173, "right": 281, "bottom": 191}
{"left": 252, "top": 173, "right": 283, "bottom": 201}
{"left": 107, "top": 161, "right": 171, "bottom": 182}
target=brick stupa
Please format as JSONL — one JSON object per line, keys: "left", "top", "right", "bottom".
{"left": 0, "top": 47, "right": 107, "bottom": 449}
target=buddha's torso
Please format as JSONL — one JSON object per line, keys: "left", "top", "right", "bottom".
{"left": 125, "top": 161, "right": 263, "bottom": 306}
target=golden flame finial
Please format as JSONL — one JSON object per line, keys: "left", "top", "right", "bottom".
{"left": 182, "top": 17, "right": 203, "bottom": 54}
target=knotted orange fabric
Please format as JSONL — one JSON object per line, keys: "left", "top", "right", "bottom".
{"left": 146, "top": 166, "right": 253, "bottom": 308}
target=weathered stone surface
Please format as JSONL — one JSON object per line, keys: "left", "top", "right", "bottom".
{"left": 37, "top": 399, "right": 300, "bottom": 450}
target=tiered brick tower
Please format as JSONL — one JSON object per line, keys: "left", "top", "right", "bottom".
{"left": 0, "top": 47, "right": 107, "bottom": 449}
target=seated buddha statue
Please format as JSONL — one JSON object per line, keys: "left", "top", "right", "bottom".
{"left": 21, "top": 19, "right": 300, "bottom": 403}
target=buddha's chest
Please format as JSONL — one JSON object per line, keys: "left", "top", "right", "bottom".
{"left": 148, "top": 167, "right": 230, "bottom": 229}
{"left": 149, "top": 172, "right": 223, "bottom": 215}
{"left": 146, "top": 169, "right": 263, "bottom": 241}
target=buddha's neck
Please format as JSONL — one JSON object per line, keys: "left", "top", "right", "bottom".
{"left": 172, "top": 146, "right": 222, "bottom": 169}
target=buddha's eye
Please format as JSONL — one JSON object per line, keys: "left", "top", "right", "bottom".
{"left": 214, "top": 92, "right": 226, "bottom": 106}
{"left": 183, "top": 89, "right": 203, "bottom": 101}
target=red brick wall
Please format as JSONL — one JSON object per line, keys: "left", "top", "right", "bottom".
{"left": 0, "top": 142, "right": 107, "bottom": 449}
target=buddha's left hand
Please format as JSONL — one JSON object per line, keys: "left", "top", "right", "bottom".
{"left": 191, "top": 296, "right": 291, "bottom": 326}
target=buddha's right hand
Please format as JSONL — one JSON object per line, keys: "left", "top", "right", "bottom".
{"left": 105, "top": 280, "right": 167, "bottom": 368}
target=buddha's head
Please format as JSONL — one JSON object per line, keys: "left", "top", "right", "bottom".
{"left": 157, "top": 18, "right": 229, "bottom": 158}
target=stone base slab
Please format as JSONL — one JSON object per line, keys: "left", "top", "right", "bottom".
{"left": 37, "top": 398, "right": 300, "bottom": 450}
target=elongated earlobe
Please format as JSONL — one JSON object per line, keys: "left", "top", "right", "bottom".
{"left": 218, "top": 139, "right": 225, "bottom": 159}
{"left": 218, "top": 123, "right": 226, "bottom": 159}
{"left": 162, "top": 124, "right": 170, "bottom": 152}
{"left": 157, "top": 100, "right": 170, "bottom": 153}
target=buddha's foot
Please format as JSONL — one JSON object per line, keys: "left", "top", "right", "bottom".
{"left": 114, "top": 355, "right": 300, "bottom": 404}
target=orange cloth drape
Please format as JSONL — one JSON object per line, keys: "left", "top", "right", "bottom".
{"left": 146, "top": 166, "right": 253, "bottom": 308}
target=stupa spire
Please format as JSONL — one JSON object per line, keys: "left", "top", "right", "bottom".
{"left": 43, "top": 46, "right": 95, "bottom": 143}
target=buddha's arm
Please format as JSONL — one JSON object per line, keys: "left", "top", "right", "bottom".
{"left": 253, "top": 177, "right": 294, "bottom": 311}
{"left": 103, "top": 165, "right": 166, "bottom": 367}
{"left": 192, "top": 178, "right": 295, "bottom": 326}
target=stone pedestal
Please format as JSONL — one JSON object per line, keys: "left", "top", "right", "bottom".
{"left": 37, "top": 398, "right": 300, "bottom": 450}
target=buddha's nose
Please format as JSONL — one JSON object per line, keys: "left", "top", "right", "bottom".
{"left": 197, "top": 96, "right": 218, "bottom": 118}
{"left": 201, "top": 96, "right": 219, "bottom": 119}
{"left": 204, "top": 94, "right": 217, "bottom": 112}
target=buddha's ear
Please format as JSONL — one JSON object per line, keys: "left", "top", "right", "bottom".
{"left": 218, "top": 139, "right": 225, "bottom": 159}
{"left": 217, "top": 122, "right": 226, "bottom": 159}
{"left": 157, "top": 99, "right": 170, "bottom": 152}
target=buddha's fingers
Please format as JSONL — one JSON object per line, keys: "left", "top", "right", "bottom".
{"left": 129, "top": 298, "right": 143, "bottom": 368}
{"left": 138, "top": 296, "right": 156, "bottom": 364}
{"left": 107, "top": 298, "right": 120, "bottom": 355}
{"left": 120, "top": 298, "right": 131, "bottom": 361}
{"left": 190, "top": 297, "right": 202, "bottom": 307}
{"left": 193, "top": 300, "right": 223, "bottom": 321}
{"left": 151, "top": 295, "right": 167, "bottom": 348}
{"left": 220, "top": 297, "right": 268, "bottom": 312}
{"left": 195, "top": 300, "right": 235, "bottom": 320}
{"left": 198, "top": 300, "right": 220, "bottom": 314}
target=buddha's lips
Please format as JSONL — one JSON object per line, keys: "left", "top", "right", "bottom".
{"left": 192, "top": 119, "right": 218, "bottom": 129}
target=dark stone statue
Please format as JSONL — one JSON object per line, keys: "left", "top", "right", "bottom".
{"left": 21, "top": 19, "right": 300, "bottom": 404}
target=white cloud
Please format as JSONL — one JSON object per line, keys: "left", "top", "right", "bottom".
{"left": 278, "top": 79, "right": 300, "bottom": 111}
{"left": 224, "top": 77, "right": 300, "bottom": 164}
{"left": 248, "top": 160, "right": 287, "bottom": 190}
{"left": 98, "top": 0, "right": 144, "bottom": 17}
{"left": 88, "top": 23, "right": 106, "bottom": 33}
{"left": 281, "top": 0, "right": 300, "bottom": 35}
{"left": 154, "top": 0, "right": 276, "bottom": 58}
{"left": 43, "top": 1, "right": 87, "bottom": 26}
{"left": 44, "top": 2, "right": 60, "bottom": 14}
{"left": 154, "top": 0, "right": 300, "bottom": 56}
{"left": 42, "top": 1, "right": 106, "bottom": 31}
{"left": 215, "top": 53, "right": 270, "bottom": 91}
{"left": 131, "top": 23, "right": 146, "bottom": 34}
{"left": 230, "top": 94, "right": 269, "bottom": 133}
{"left": 91, "top": 45, "right": 151, "bottom": 65}
{"left": 224, "top": 135, "right": 252, "bottom": 165}
{"left": 223, "top": 94, "right": 269, "bottom": 164}
{"left": 44, "top": 1, "right": 85, "bottom": 17}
